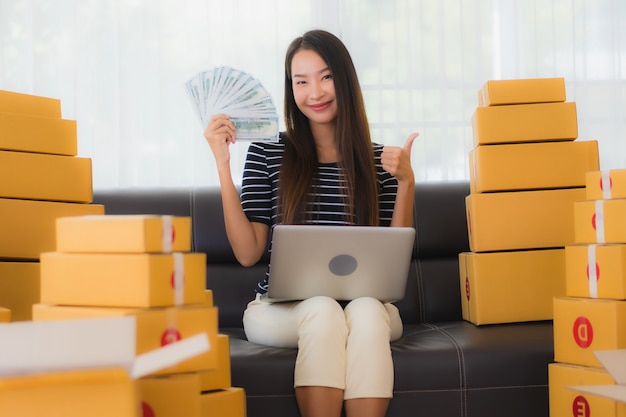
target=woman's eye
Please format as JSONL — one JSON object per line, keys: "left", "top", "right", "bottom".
{"left": 323, "top": 74, "right": 333, "bottom": 80}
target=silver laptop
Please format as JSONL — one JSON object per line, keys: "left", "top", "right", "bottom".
{"left": 262, "top": 225, "right": 415, "bottom": 303}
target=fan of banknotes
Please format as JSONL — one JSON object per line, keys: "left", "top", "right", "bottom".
{"left": 185, "top": 66, "right": 279, "bottom": 142}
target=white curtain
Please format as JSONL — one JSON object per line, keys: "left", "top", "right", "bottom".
{"left": 0, "top": 0, "right": 624, "bottom": 189}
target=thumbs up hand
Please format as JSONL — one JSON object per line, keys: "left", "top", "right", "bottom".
{"left": 381, "top": 132, "right": 419, "bottom": 183}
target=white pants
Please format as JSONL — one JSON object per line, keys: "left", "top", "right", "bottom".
{"left": 242, "top": 295, "right": 403, "bottom": 399}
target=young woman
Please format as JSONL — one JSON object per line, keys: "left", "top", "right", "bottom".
{"left": 204, "top": 29, "right": 418, "bottom": 417}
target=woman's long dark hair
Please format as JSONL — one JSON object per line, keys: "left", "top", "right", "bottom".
{"left": 279, "top": 29, "right": 379, "bottom": 226}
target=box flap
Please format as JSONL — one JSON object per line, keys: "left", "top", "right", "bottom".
{"left": 594, "top": 349, "right": 626, "bottom": 385}
{"left": 0, "top": 317, "right": 210, "bottom": 379}
{"left": 567, "top": 350, "right": 626, "bottom": 404}
{"left": 0, "top": 316, "right": 135, "bottom": 377}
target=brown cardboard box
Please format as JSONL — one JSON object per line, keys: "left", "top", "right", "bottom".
{"left": 198, "top": 334, "right": 231, "bottom": 391}
{"left": 574, "top": 199, "right": 626, "bottom": 244}
{"left": 200, "top": 387, "right": 246, "bottom": 417}
{"left": 0, "top": 261, "right": 39, "bottom": 321}
{"left": 553, "top": 297, "right": 626, "bottom": 367}
{"left": 40, "top": 252, "right": 206, "bottom": 308}
{"left": 469, "top": 140, "right": 599, "bottom": 193}
{"left": 466, "top": 188, "right": 585, "bottom": 252}
{"left": 0, "top": 89, "right": 62, "bottom": 118}
{"left": 0, "top": 112, "right": 77, "bottom": 155}
{"left": 472, "top": 102, "right": 577, "bottom": 146}
{"left": 0, "top": 150, "right": 92, "bottom": 202}
{"left": 566, "top": 244, "right": 626, "bottom": 300}
{"left": 32, "top": 303, "right": 219, "bottom": 375}
{"left": 138, "top": 373, "right": 201, "bottom": 417}
{"left": 587, "top": 170, "right": 626, "bottom": 200}
{"left": 56, "top": 215, "right": 191, "bottom": 253}
{"left": 478, "top": 78, "right": 566, "bottom": 107}
{"left": 0, "top": 368, "right": 139, "bottom": 417}
{"left": 0, "top": 198, "right": 104, "bottom": 260}
{"left": 459, "top": 249, "right": 566, "bottom": 325}
{"left": 549, "top": 362, "right": 623, "bottom": 417}
{"left": 0, "top": 307, "right": 10, "bottom": 322}
{"left": 567, "top": 350, "right": 626, "bottom": 408}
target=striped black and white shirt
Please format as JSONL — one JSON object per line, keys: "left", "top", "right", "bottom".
{"left": 241, "top": 138, "right": 399, "bottom": 294}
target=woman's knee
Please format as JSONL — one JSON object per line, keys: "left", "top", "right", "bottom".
{"left": 296, "top": 296, "right": 347, "bottom": 336}
{"left": 344, "top": 297, "right": 391, "bottom": 333}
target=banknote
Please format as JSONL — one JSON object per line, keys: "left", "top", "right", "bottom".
{"left": 185, "top": 66, "right": 279, "bottom": 142}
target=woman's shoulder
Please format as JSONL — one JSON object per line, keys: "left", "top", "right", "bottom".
{"left": 371, "top": 142, "right": 384, "bottom": 157}
{"left": 249, "top": 133, "right": 287, "bottom": 153}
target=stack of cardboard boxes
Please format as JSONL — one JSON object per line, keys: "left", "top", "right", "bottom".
{"left": 0, "top": 90, "right": 104, "bottom": 321}
{"left": 459, "top": 78, "right": 600, "bottom": 325}
{"left": 549, "top": 170, "right": 626, "bottom": 416}
{"left": 31, "top": 214, "right": 246, "bottom": 416}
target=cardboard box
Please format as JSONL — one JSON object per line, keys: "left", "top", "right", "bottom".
{"left": 568, "top": 350, "right": 626, "bottom": 407}
{"left": 478, "top": 78, "right": 566, "bottom": 107}
{"left": 549, "top": 362, "right": 623, "bottom": 417}
{"left": 138, "top": 373, "right": 202, "bottom": 417}
{"left": 553, "top": 297, "right": 626, "bottom": 367}
{"left": 0, "top": 317, "right": 210, "bottom": 416}
{"left": 0, "top": 368, "right": 139, "bottom": 417}
{"left": 56, "top": 215, "right": 191, "bottom": 253}
{"left": 0, "top": 150, "right": 92, "bottom": 203}
{"left": 459, "top": 249, "right": 566, "bottom": 325}
{"left": 566, "top": 244, "right": 626, "bottom": 299}
{"left": 0, "top": 89, "right": 62, "bottom": 118}
{"left": 469, "top": 140, "right": 599, "bottom": 193}
{"left": 0, "top": 307, "right": 9, "bottom": 322}
{"left": 200, "top": 387, "right": 246, "bottom": 417}
{"left": 0, "top": 198, "right": 104, "bottom": 260}
{"left": 574, "top": 199, "right": 626, "bottom": 244}
{"left": 0, "top": 112, "right": 77, "bottom": 155}
{"left": 32, "top": 303, "right": 219, "bottom": 375}
{"left": 40, "top": 252, "right": 206, "bottom": 308}
{"left": 0, "top": 261, "right": 40, "bottom": 321}
{"left": 198, "top": 334, "right": 231, "bottom": 391}
{"left": 472, "top": 102, "right": 578, "bottom": 146}
{"left": 587, "top": 170, "right": 626, "bottom": 200}
{"left": 466, "top": 188, "right": 585, "bottom": 252}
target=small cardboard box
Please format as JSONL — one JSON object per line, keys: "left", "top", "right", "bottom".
{"left": 198, "top": 334, "right": 231, "bottom": 391}
{"left": 40, "top": 252, "right": 206, "bottom": 308}
{"left": 565, "top": 244, "right": 626, "bottom": 300}
{"left": 469, "top": 140, "right": 599, "bottom": 193}
{"left": 0, "top": 316, "right": 210, "bottom": 417}
{"left": 0, "top": 307, "right": 10, "bottom": 322}
{"left": 466, "top": 188, "right": 585, "bottom": 252}
{"left": 0, "top": 89, "right": 62, "bottom": 118}
{"left": 459, "top": 249, "right": 566, "bottom": 325}
{"left": 200, "top": 387, "right": 246, "bottom": 417}
{"left": 587, "top": 170, "right": 626, "bottom": 200}
{"left": 477, "top": 77, "right": 566, "bottom": 107}
{"left": 0, "top": 198, "right": 105, "bottom": 260}
{"left": 0, "top": 112, "right": 77, "bottom": 155}
{"left": 56, "top": 215, "right": 191, "bottom": 253}
{"left": 0, "top": 261, "right": 40, "bottom": 321}
{"left": 549, "top": 362, "right": 623, "bottom": 417}
{"left": 138, "top": 373, "right": 202, "bottom": 417}
{"left": 574, "top": 199, "right": 626, "bottom": 244}
{"left": 0, "top": 150, "right": 92, "bottom": 203}
{"left": 0, "top": 368, "right": 139, "bottom": 417}
{"left": 568, "top": 350, "right": 626, "bottom": 407}
{"left": 32, "top": 303, "right": 219, "bottom": 375}
{"left": 553, "top": 297, "right": 626, "bottom": 368}
{"left": 471, "top": 101, "right": 578, "bottom": 146}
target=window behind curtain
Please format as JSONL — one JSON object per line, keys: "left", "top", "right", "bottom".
{"left": 0, "top": 0, "right": 624, "bottom": 189}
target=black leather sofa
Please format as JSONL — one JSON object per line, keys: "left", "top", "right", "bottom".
{"left": 93, "top": 181, "right": 554, "bottom": 417}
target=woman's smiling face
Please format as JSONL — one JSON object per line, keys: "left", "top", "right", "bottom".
{"left": 291, "top": 49, "right": 338, "bottom": 128}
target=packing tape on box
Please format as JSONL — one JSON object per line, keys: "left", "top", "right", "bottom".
{"left": 173, "top": 252, "right": 185, "bottom": 305}
{"left": 587, "top": 244, "right": 599, "bottom": 298}
{"left": 162, "top": 215, "right": 173, "bottom": 253}
{"left": 601, "top": 171, "right": 612, "bottom": 200}
{"left": 595, "top": 200, "right": 605, "bottom": 244}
